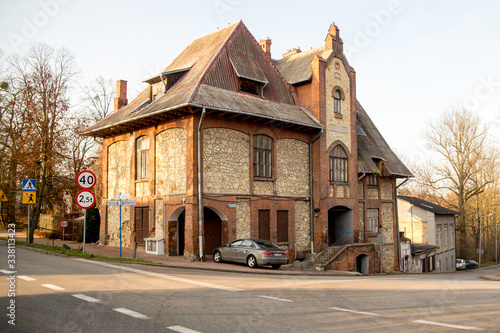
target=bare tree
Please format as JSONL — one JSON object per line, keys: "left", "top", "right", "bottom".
{"left": 81, "top": 76, "right": 115, "bottom": 124}
{"left": 9, "top": 44, "right": 77, "bottom": 242}
{"left": 421, "top": 108, "right": 497, "bottom": 258}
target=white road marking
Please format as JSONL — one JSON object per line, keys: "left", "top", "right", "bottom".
{"left": 74, "top": 258, "right": 244, "bottom": 292}
{"left": 41, "top": 284, "right": 65, "bottom": 291}
{"left": 414, "top": 320, "right": 485, "bottom": 331}
{"left": 72, "top": 294, "right": 102, "bottom": 303}
{"left": 113, "top": 307, "right": 150, "bottom": 319}
{"left": 168, "top": 325, "right": 203, "bottom": 333}
{"left": 330, "top": 307, "right": 379, "bottom": 316}
{"left": 258, "top": 295, "right": 293, "bottom": 302}
{"left": 0, "top": 269, "right": 17, "bottom": 274}
{"left": 18, "top": 275, "right": 36, "bottom": 281}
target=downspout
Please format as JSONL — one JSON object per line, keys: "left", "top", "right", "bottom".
{"left": 198, "top": 107, "right": 206, "bottom": 261}
{"left": 309, "top": 129, "right": 323, "bottom": 255}
{"left": 395, "top": 176, "right": 410, "bottom": 271}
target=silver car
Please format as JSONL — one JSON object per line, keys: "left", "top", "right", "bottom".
{"left": 213, "top": 239, "right": 288, "bottom": 269}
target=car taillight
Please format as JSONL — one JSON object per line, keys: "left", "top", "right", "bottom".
{"left": 262, "top": 251, "right": 273, "bottom": 255}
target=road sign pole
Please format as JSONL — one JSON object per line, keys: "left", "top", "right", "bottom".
{"left": 119, "top": 194, "right": 122, "bottom": 258}
{"left": 83, "top": 209, "right": 86, "bottom": 254}
{"left": 27, "top": 205, "right": 30, "bottom": 244}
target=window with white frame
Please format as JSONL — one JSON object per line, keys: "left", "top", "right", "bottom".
{"left": 367, "top": 209, "right": 379, "bottom": 233}
{"left": 136, "top": 136, "right": 149, "bottom": 180}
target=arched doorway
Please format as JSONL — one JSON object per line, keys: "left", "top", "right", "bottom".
{"left": 203, "top": 207, "right": 222, "bottom": 256}
{"left": 177, "top": 211, "right": 185, "bottom": 256}
{"left": 328, "top": 206, "right": 353, "bottom": 246}
{"left": 356, "top": 254, "right": 369, "bottom": 275}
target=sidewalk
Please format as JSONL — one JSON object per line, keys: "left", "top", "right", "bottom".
{"left": 0, "top": 230, "right": 359, "bottom": 276}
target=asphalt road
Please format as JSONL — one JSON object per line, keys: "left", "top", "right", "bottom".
{"left": 1, "top": 242, "right": 499, "bottom": 332}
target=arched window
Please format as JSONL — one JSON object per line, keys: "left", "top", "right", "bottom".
{"left": 136, "top": 136, "right": 149, "bottom": 179}
{"left": 330, "top": 145, "right": 348, "bottom": 183}
{"left": 253, "top": 135, "right": 272, "bottom": 178}
{"left": 334, "top": 89, "right": 341, "bottom": 114}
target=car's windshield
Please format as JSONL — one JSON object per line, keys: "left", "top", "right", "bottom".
{"left": 255, "top": 240, "right": 280, "bottom": 248}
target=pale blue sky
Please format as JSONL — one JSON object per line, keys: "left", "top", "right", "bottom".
{"left": 1, "top": 0, "right": 500, "bottom": 164}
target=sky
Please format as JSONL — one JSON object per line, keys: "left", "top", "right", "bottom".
{"left": 1, "top": 0, "right": 500, "bottom": 166}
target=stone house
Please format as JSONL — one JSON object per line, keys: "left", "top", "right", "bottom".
{"left": 84, "top": 21, "right": 412, "bottom": 273}
{"left": 398, "top": 196, "right": 458, "bottom": 273}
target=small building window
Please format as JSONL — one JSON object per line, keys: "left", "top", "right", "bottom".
{"left": 366, "top": 174, "right": 378, "bottom": 186}
{"left": 136, "top": 136, "right": 149, "bottom": 179}
{"left": 367, "top": 209, "right": 379, "bottom": 233}
{"left": 329, "top": 145, "right": 348, "bottom": 183}
{"left": 239, "top": 78, "right": 261, "bottom": 96}
{"left": 334, "top": 89, "right": 341, "bottom": 114}
{"left": 254, "top": 135, "right": 272, "bottom": 178}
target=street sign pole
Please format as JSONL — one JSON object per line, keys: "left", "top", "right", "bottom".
{"left": 83, "top": 210, "right": 86, "bottom": 254}
{"left": 119, "top": 193, "right": 122, "bottom": 258}
{"left": 27, "top": 205, "right": 30, "bottom": 244}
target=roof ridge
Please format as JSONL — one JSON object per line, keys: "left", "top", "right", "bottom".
{"left": 189, "top": 21, "right": 242, "bottom": 104}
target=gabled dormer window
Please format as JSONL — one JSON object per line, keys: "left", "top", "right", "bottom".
{"left": 239, "top": 78, "right": 261, "bottom": 96}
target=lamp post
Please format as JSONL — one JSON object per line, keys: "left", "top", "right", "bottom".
{"left": 479, "top": 213, "right": 494, "bottom": 268}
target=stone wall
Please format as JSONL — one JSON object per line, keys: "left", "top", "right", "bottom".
{"left": 236, "top": 198, "right": 251, "bottom": 239}
{"left": 325, "top": 58, "right": 351, "bottom": 152}
{"left": 276, "top": 139, "right": 310, "bottom": 197}
{"left": 155, "top": 199, "right": 164, "bottom": 238}
{"left": 203, "top": 128, "right": 250, "bottom": 194}
{"left": 155, "top": 128, "right": 186, "bottom": 196}
{"left": 295, "top": 201, "right": 310, "bottom": 252}
{"left": 381, "top": 181, "right": 393, "bottom": 200}
{"left": 107, "top": 141, "right": 131, "bottom": 246}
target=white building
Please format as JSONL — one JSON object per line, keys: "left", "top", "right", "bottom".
{"left": 398, "top": 196, "right": 458, "bottom": 273}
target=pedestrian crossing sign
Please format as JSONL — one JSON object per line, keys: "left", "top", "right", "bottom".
{"left": 22, "top": 179, "right": 36, "bottom": 191}
{"left": 22, "top": 191, "right": 36, "bottom": 205}
{"left": 0, "top": 189, "right": 7, "bottom": 202}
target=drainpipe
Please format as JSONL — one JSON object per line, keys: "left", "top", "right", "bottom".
{"left": 198, "top": 108, "right": 206, "bottom": 261}
{"left": 309, "top": 129, "right": 323, "bottom": 255}
{"left": 395, "top": 176, "right": 410, "bottom": 271}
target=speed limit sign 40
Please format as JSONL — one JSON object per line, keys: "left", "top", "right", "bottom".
{"left": 76, "top": 190, "right": 96, "bottom": 209}
{"left": 77, "top": 170, "right": 96, "bottom": 190}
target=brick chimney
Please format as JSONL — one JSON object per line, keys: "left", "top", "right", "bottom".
{"left": 282, "top": 47, "right": 301, "bottom": 58}
{"left": 113, "top": 80, "right": 128, "bottom": 112}
{"left": 259, "top": 37, "right": 272, "bottom": 56}
{"left": 325, "top": 22, "right": 343, "bottom": 54}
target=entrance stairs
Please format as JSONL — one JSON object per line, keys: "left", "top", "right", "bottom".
{"left": 314, "top": 244, "right": 349, "bottom": 271}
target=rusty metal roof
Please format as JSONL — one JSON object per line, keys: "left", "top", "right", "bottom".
{"left": 84, "top": 21, "right": 322, "bottom": 137}
{"left": 357, "top": 101, "right": 413, "bottom": 178}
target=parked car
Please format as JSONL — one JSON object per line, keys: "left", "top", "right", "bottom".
{"left": 456, "top": 259, "right": 466, "bottom": 270}
{"left": 466, "top": 260, "right": 479, "bottom": 269}
{"left": 213, "top": 239, "right": 288, "bottom": 269}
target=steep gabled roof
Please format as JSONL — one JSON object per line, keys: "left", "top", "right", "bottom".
{"left": 398, "top": 196, "right": 459, "bottom": 215}
{"left": 274, "top": 46, "right": 332, "bottom": 85}
{"left": 84, "top": 21, "right": 322, "bottom": 137}
{"left": 357, "top": 101, "right": 413, "bottom": 178}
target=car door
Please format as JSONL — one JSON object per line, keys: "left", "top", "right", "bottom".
{"left": 235, "top": 239, "right": 256, "bottom": 263}
{"left": 223, "top": 240, "right": 243, "bottom": 261}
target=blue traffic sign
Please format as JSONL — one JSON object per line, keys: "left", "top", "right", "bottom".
{"left": 22, "top": 179, "right": 36, "bottom": 192}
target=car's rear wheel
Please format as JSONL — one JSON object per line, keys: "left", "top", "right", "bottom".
{"left": 247, "top": 255, "right": 258, "bottom": 268}
{"left": 213, "top": 250, "right": 222, "bottom": 263}
{"left": 271, "top": 264, "right": 281, "bottom": 269}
